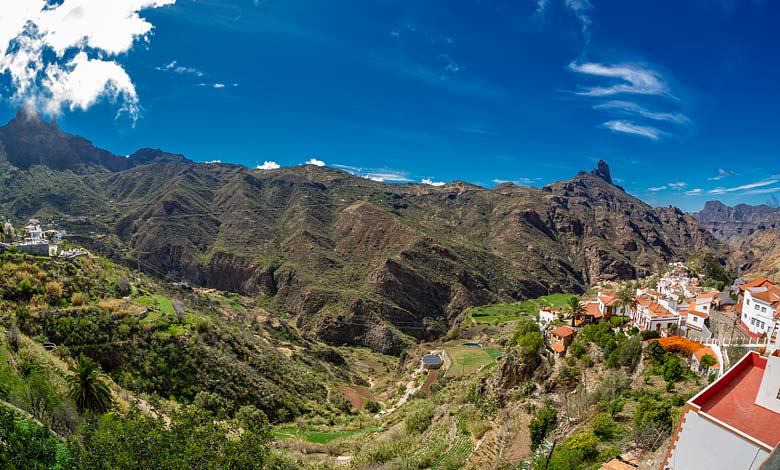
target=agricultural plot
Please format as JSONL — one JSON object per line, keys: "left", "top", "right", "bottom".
{"left": 467, "top": 304, "right": 528, "bottom": 324}
{"left": 271, "top": 426, "right": 378, "bottom": 444}
{"left": 444, "top": 344, "right": 501, "bottom": 378}
{"left": 432, "top": 409, "right": 474, "bottom": 469}
{"left": 517, "top": 293, "right": 577, "bottom": 313}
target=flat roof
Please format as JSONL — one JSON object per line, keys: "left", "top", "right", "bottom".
{"left": 422, "top": 354, "right": 442, "bottom": 364}
{"left": 692, "top": 352, "right": 780, "bottom": 448}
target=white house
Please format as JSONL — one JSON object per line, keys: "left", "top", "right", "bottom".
{"left": 23, "top": 219, "right": 44, "bottom": 244}
{"left": 633, "top": 295, "right": 681, "bottom": 332}
{"left": 538, "top": 307, "right": 560, "bottom": 326}
{"left": 597, "top": 290, "right": 633, "bottom": 318}
{"left": 740, "top": 279, "right": 780, "bottom": 338}
{"left": 663, "top": 350, "right": 780, "bottom": 470}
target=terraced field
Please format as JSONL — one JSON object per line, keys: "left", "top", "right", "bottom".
{"left": 444, "top": 344, "right": 501, "bottom": 378}
{"left": 432, "top": 409, "right": 474, "bottom": 469}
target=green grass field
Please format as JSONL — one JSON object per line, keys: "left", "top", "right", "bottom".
{"left": 444, "top": 344, "right": 500, "bottom": 378}
{"left": 467, "top": 304, "right": 529, "bottom": 324}
{"left": 518, "top": 293, "right": 578, "bottom": 313}
{"left": 135, "top": 294, "right": 175, "bottom": 316}
{"left": 271, "top": 426, "right": 378, "bottom": 444}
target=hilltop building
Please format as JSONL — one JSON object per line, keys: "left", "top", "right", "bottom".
{"left": 0, "top": 218, "right": 60, "bottom": 256}
{"left": 662, "top": 349, "right": 780, "bottom": 470}
{"left": 738, "top": 277, "right": 780, "bottom": 339}
{"left": 547, "top": 325, "right": 575, "bottom": 355}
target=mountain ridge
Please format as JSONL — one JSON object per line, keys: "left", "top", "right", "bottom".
{"left": 0, "top": 111, "right": 730, "bottom": 353}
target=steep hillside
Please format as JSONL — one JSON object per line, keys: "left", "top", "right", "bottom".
{"left": 0, "top": 110, "right": 727, "bottom": 353}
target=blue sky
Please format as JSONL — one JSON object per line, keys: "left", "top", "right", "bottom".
{"left": 0, "top": 0, "right": 778, "bottom": 211}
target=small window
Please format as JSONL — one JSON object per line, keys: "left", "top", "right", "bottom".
{"left": 756, "top": 304, "right": 761, "bottom": 311}
{"left": 747, "top": 299, "right": 750, "bottom": 305}
{"left": 776, "top": 388, "right": 780, "bottom": 400}
{"left": 762, "top": 307, "right": 767, "bottom": 313}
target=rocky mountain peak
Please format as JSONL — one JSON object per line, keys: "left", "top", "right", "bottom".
{"left": 590, "top": 160, "right": 613, "bottom": 184}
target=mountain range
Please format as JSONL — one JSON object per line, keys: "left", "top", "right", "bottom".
{"left": 0, "top": 109, "right": 730, "bottom": 352}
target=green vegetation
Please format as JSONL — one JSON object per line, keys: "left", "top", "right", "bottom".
{"left": 467, "top": 303, "right": 529, "bottom": 324}
{"left": 66, "top": 355, "right": 114, "bottom": 415}
{"left": 564, "top": 296, "right": 586, "bottom": 327}
{"left": 529, "top": 404, "right": 557, "bottom": 450}
{"left": 518, "top": 293, "right": 578, "bottom": 313}
{"left": 271, "top": 426, "right": 377, "bottom": 444}
{"left": 444, "top": 344, "right": 500, "bottom": 378}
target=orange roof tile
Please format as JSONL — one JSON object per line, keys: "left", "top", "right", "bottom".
{"left": 598, "top": 459, "right": 636, "bottom": 470}
{"left": 584, "top": 301, "right": 603, "bottom": 318}
{"left": 696, "top": 291, "right": 716, "bottom": 299}
{"left": 550, "top": 325, "right": 576, "bottom": 338}
{"left": 598, "top": 290, "right": 618, "bottom": 306}
{"left": 687, "top": 301, "right": 709, "bottom": 318}
{"left": 550, "top": 343, "right": 565, "bottom": 353}
{"left": 740, "top": 277, "right": 775, "bottom": 292}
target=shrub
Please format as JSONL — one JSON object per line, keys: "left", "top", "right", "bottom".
{"left": 70, "top": 292, "right": 89, "bottom": 306}
{"left": 44, "top": 281, "right": 62, "bottom": 306}
{"left": 591, "top": 414, "right": 617, "bottom": 440}
{"left": 115, "top": 277, "right": 131, "bottom": 297}
{"left": 529, "top": 405, "right": 557, "bottom": 450}
{"left": 18, "top": 278, "right": 35, "bottom": 300}
{"left": 364, "top": 400, "right": 381, "bottom": 414}
{"left": 404, "top": 400, "right": 434, "bottom": 434}
{"left": 645, "top": 340, "right": 667, "bottom": 364}
{"left": 662, "top": 355, "right": 685, "bottom": 384}
{"left": 564, "top": 430, "right": 599, "bottom": 458}
{"left": 641, "top": 330, "right": 661, "bottom": 341}
{"left": 329, "top": 392, "right": 352, "bottom": 414}
{"left": 569, "top": 341, "right": 586, "bottom": 359}
{"left": 607, "top": 335, "right": 642, "bottom": 370}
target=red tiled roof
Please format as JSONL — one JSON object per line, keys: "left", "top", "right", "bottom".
{"left": 693, "top": 347, "right": 719, "bottom": 368}
{"left": 550, "top": 343, "right": 565, "bottom": 353}
{"left": 692, "top": 352, "right": 780, "bottom": 448}
{"left": 598, "top": 290, "right": 618, "bottom": 306}
{"left": 687, "top": 301, "right": 709, "bottom": 318}
{"left": 740, "top": 277, "right": 775, "bottom": 292}
{"left": 697, "top": 291, "right": 716, "bottom": 299}
{"left": 584, "top": 302, "right": 604, "bottom": 318}
{"left": 550, "top": 325, "right": 575, "bottom": 338}
{"left": 751, "top": 287, "right": 780, "bottom": 306}
{"left": 598, "top": 459, "right": 636, "bottom": 470}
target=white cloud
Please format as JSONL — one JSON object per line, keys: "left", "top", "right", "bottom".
{"left": 364, "top": 172, "right": 412, "bottom": 183}
{"left": 156, "top": 60, "right": 203, "bottom": 77}
{"left": 668, "top": 182, "right": 687, "bottom": 189}
{"left": 709, "top": 179, "right": 780, "bottom": 194}
{"left": 564, "top": 0, "right": 593, "bottom": 43}
{"left": 648, "top": 186, "right": 667, "bottom": 192}
{"left": 212, "top": 83, "right": 225, "bottom": 89}
{"left": 257, "top": 161, "right": 280, "bottom": 170}
{"left": 305, "top": 158, "right": 325, "bottom": 167}
{"left": 492, "top": 178, "right": 539, "bottom": 186}
{"left": 568, "top": 62, "right": 672, "bottom": 98}
{"left": 601, "top": 120, "right": 662, "bottom": 140}
{"left": 708, "top": 168, "right": 739, "bottom": 181}
{"left": 745, "top": 187, "right": 780, "bottom": 195}
{"left": 708, "top": 180, "right": 779, "bottom": 195}
{"left": 594, "top": 101, "right": 690, "bottom": 126}
{"left": 422, "top": 178, "right": 446, "bottom": 187}
{"left": 0, "top": 0, "right": 175, "bottom": 120}
{"left": 685, "top": 188, "right": 703, "bottom": 195}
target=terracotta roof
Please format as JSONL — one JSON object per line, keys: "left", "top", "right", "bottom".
{"left": 751, "top": 288, "right": 780, "bottom": 306}
{"left": 687, "top": 301, "right": 709, "bottom": 318}
{"left": 584, "top": 301, "right": 603, "bottom": 318}
{"left": 697, "top": 292, "right": 716, "bottom": 299}
{"left": 550, "top": 343, "right": 565, "bottom": 353}
{"left": 598, "top": 459, "right": 636, "bottom": 470}
{"left": 550, "top": 325, "right": 576, "bottom": 338}
{"left": 740, "top": 277, "right": 775, "bottom": 292}
{"left": 598, "top": 290, "right": 618, "bottom": 306}
{"left": 641, "top": 301, "right": 675, "bottom": 318}
{"left": 694, "top": 347, "right": 720, "bottom": 368}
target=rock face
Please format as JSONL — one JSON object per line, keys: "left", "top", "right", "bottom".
{"left": 692, "top": 200, "right": 780, "bottom": 241}
{"left": 0, "top": 112, "right": 730, "bottom": 353}
{"left": 591, "top": 159, "right": 613, "bottom": 184}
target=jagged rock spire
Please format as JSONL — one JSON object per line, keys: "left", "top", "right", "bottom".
{"left": 591, "top": 160, "right": 613, "bottom": 184}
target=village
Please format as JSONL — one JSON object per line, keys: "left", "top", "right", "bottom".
{"left": 0, "top": 217, "right": 86, "bottom": 258}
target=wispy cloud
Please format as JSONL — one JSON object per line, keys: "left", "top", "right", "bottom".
{"left": 668, "top": 182, "right": 687, "bottom": 189}
{"left": 257, "top": 161, "right": 280, "bottom": 170}
{"left": 594, "top": 101, "right": 690, "bottom": 126}
{"left": 534, "top": 0, "right": 593, "bottom": 43}
{"left": 568, "top": 62, "right": 672, "bottom": 98}
{"left": 492, "top": 178, "right": 539, "bottom": 186}
{"left": 708, "top": 168, "right": 739, "bottom": 181}
{"left": 332, "top": 164, "right": 413, "bottom": 183}
{"left": 708, "top": 180, "right": 779, "bottom": 195}
{"left": 601, "top": 120, "right": 662, "bottom": 140}
{"left": 745, "top": 187, "right": 780, "bottom": 195}
{"left": 305, "top": 158, "right": 325, "bottom": 167}
{"left": 156, "top": 60, "right": 204, "bottom": 77}
{"left": 685, "top": 188, "right": 703, "bottom": 196}
{"left": 648, "top": 186, "right": 667, "bottom": 192}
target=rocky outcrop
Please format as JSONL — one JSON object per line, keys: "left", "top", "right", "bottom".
{"left": 692, "top": 200, "right": 780, "bottom": 241}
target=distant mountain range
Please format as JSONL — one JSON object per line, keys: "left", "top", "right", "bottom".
{"left": 692, "top": 200, "right": 780, "bottom": 279}
{"left": 0, "top": 108, "right": 729, "bottom": 352}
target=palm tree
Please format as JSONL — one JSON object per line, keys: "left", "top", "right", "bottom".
{"left": 67, "top": 355, "right": 114, "bottom": 415}
{"left": 565, "top": 296, "right": 586, "bottom": 327}
{"left": 614, "top": 287, "right": 637, "bottom": 330}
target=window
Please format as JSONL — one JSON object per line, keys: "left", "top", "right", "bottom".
{"left": 762, "top": 307, "right": 767, "bottom": 313}
{"left": 756, "top": 304, "right": 761, "bottom": 311}
{"left": 776, "top": 388, "right": 780, "bottom": 400}
{"left": 747, "top": 299, "right": 750, "bottom": 305}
